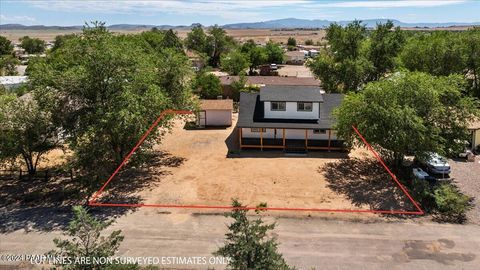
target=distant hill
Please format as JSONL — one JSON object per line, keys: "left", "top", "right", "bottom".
{"left": 222, "top": 18, "right": 480, "bottom": 29}
{"left": 1, "top": 19, "right": 479, "bottom": 31}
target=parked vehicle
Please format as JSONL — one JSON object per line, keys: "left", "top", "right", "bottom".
{"left": 412, "top": 167, "right": 437, "bottom": 184}
{"left": 269, "top": 63, "right": 278, "bottom": 70}
{"left": 419, "top": 153, "right": 451, "bottom": 175}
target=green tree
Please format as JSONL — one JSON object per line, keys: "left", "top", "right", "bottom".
{"left": 27, "top": 22, "right": 193, "bottom": 181}
{"left": 399, "top": 31, "right": 465, "bottom": 76}
{"left": 265, "top": 41, "right": 284, "bottom": 64}
{"left": 334, "top": 72, "right": 479, "bottom": 167}
{"left": 0, "top": 55, "right": 19, "bottom": 75}
{"left": 161, "top": 29, "right": 184, "bottom": 52}
{"left": 215, "top": 200, "right": 294, "bottom": 270}
{"left": 0, "top": 92, "right": 60, "bottom": 175}
{"left": 221, "top": 50, "right": 250, "bottom": 75}
{"left": 287, "top": 37, "right": 296, "bottom": 47}
{"left": 185, "top": 24, "right": 207, "bottom": 53}
{"left": 206, "top": 25, "right": 235, "bottom": 67}
{"left": 367, "top": 20, "right": 405, "bottom": 80}
{"left": 307, "top": 21, "right": 373, "bottom": 93}
{"left": 0, "top": 35, "right": 14, "bottom": 55}
{"left": 240, "top": 40, "right": 266, "bottom": 74}
{"left": 138, "top": 28, "right": 165, "bottom": 52}
{"left": 434, "top": 183, "right": 472, "bottom": 223}
{"left": 49, "top": 206, "right": 124, "bottom": 270}
{"left": 462, "top": 28, "right": 480, "bottom": 97}
{"left": 52, "top": 34, "right": 77, "bottom": 51}
{"left": 19, "top": 36, "right": 46, "bottom": 54}
{"left": 304, "top": 39, "right": 314, "bottom": 45}
{"left": 193, "top": 72, "right": 222, "bottom": 99}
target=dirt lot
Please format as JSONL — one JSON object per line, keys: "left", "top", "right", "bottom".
{"left": 449, "top": 157, "right": 480, "bottom": 224}
{"left": 278, "top": 64, "right": 314, "bottom": 77}
{"left": 96, "top": 115, "right": 415, "bottom": 218}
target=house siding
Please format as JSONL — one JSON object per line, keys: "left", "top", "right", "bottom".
{"left": 205, "top": 110, "right": 232, "bottom": 126}
{"left": 264, "top": 101, "right": 320, "bottom": 120}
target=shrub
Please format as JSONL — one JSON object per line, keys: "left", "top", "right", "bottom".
{"left": 434, "top": 183, "right": 472, "bottom": 223}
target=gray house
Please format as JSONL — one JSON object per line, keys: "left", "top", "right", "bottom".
{"left": 237, "top": 85, "right": 345, "bottom": 152}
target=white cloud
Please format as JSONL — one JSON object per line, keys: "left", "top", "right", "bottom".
{"left": 27, "top": 0, "right": 310, "bottom": 21}
{"left": 0, "top": 14, "right": 36, "bottom": 23}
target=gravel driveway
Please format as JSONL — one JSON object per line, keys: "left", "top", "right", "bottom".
{"left": 449, "top": 156, "right": 480, "bottom": 224}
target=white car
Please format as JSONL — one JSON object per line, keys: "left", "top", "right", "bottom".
{"left": 270, "top": 63, "right": 278, "bottom": 70}
{"left": 423, "top": 153, "right": 451, "bottom": 175}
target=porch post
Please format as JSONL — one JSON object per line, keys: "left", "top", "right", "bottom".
{"left": 305, "top": 129, "right": 308, "bottom": 149}
{"left": 260, "top": 128, "right": 263, "bottom": 151}
{"left": 328, "top": 129, "right": 332, "bottom": 151}
{"left": 282, "top": 128, "right": 286, "bottom": 150}
{"left": 239, "top": 128, "right": 243, "bottom": 149}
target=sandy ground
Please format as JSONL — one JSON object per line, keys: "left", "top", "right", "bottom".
{"left": 96, "top": 114, "right": 415, "bottom": 219}
{"left": 278, "top": 64, "right": 315, "bottom": 77}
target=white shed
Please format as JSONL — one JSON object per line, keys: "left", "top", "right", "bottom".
{"left": 197, "top": 99, "right": 233, "bottom": 127}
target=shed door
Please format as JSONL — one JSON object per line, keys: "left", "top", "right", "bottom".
{"left": 197, "top": 111, "right": 206, "bottom": 128}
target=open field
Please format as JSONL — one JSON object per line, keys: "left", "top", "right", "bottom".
{"left": 0, "top": 28, "right": 328, "bottom": 44}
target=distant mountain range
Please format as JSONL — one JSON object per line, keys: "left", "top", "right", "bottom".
{"left": 222, "top": 18, "right": 480, "bottom": 29}
{"left": 1, "top": 18, "right": 479, "bottom": 30}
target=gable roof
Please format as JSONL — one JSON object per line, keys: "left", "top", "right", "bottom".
{"left": 238, "top": 92, "right": 343, "bottom": 129}
{"left": 199, "top": 99, "right": 233, "bottom": 111}
{"left": 259, "top": 85, "right": 323, "bottom": 102}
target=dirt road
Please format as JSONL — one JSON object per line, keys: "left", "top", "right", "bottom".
{"left": 1, "top": 207, "right": 479, "bottom": 269}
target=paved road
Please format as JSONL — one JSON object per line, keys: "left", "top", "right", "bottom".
{"left": 1, "top": 208, "right": 479, "bottom": 269}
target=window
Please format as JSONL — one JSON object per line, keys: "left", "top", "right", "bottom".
{"left": 251, "top": 128, "right": 266, "bottom": 132}
{"left": 313, "top": 129, "right": 327, "bottom": 134}
{"left": 271, "top": 101, "right": 286, "bottom": 111}
{"left": 297, "top": 102, "right": 313, "bottom": 112}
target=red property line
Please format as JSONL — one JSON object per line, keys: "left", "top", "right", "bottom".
{"left": 88, "top": 110, "right": 424, "bottom": 215}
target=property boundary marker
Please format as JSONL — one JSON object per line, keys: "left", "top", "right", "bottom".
{"left": 88, "top": 110, "right": 424, "bottom": 215}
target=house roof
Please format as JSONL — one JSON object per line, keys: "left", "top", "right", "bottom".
{"left": 237, "top": 92, "right": 343, "bottom": 129}
{"left": 218, "top": 76, "right": 320, "bottom": 86}
{"left": 469, "top": 119, "right": 480, "bottom": 130}
{"left": 259, "top": 85, "right": 323, "bottom": 102}
{"left": 0, "top": 76, "right": 28, "bottom": 85}
{"left": 285, "top": 51, "right": 306, "bottom": 57}
{"left": 199, "top": 99, "right": 233, "bottom": 111}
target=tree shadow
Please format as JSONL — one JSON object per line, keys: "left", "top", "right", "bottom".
{"left": 320, "top": 157, "right": 418, "bottom": 216}
{"left": 0, "top": 151, "right": 186, "bottom": 233}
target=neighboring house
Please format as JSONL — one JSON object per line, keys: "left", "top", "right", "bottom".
{"left": 285, "top": 50, "right": 307, "bottom": 65}
{"left": 219, "top": 76, "right": 321, "bottom": 100}
{"left": 186, "top": 50, "right": 204, "bottom": 71}
{"left": 237, "top": 85, "right": 345, "bottom": 152}
{"left": 197, "top": 99, "right": 233, "bottom": 128}
{"left": 0, "top": 76, "right": 28, "bottom": 90}
{"left": 468, "top": 120, "right": 480, "bottom": 151}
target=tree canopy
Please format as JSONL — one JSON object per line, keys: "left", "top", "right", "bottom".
{"left": 27, "top": 22, "right": 194, "bottom": 180}
{"left": 192, "top": 72, "right": 222, "bottom": 99}
{"left": 215, "top": 200, "right": 294, "bottom": 270}
{"left": 221, "top": 49, "right": 250, "bottom": 75}
{"left": 0, "top": 35, "right": 14, "bottom": 55}
{"left": 19, "top": 36, "right": 46, "bottom": 54}
{"left": 307, "top": 20, "right": 404, "bottom": 93}
{"left": 334, "top": 72, "right": 479, "bottom": 166}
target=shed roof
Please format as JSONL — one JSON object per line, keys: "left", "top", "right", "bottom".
{"left": 199, "top": 99, "right": 233, "bottom": 111}
{"left": 259, "top": 85, "right": 323, "bottom": 102}
{"left": 469, "top": 119, "right": 480, "bottom": 130}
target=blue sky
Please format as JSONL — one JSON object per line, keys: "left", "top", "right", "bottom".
{"left": 0, "top": 0, "right": 479, "bottom": 26}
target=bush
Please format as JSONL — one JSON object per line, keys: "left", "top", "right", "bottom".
{"left": 305, "top": 39, "right": 314, "bottom": 45}
{"left": 434, "top": 183, "right": 472, "bottom": 223}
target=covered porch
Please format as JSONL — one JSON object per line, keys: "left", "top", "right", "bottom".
{"left": 239, "top": 127, "right": 346, "bottom": 151}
